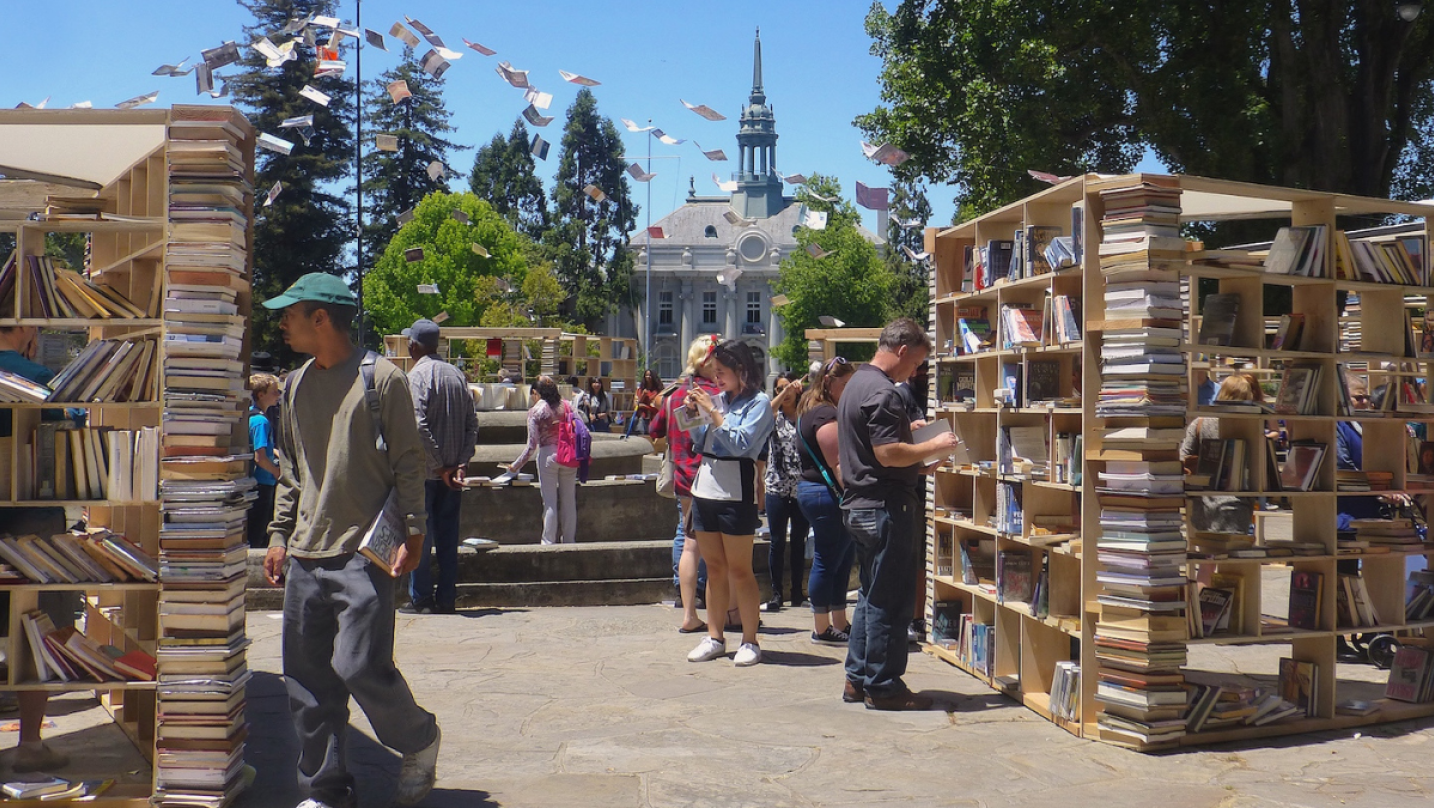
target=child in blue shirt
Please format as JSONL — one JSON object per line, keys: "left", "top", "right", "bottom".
{"left": 248, "top": 373, "right": 282, "bottom": 549}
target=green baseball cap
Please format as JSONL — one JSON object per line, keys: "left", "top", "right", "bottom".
{"left": 261, "top": 273, "right": 358, "bottom": 309}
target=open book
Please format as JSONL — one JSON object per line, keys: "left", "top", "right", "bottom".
{"left": 358, "top": 489, "right": 405, "bottom": 575}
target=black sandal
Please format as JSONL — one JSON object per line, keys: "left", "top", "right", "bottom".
{"left": 678, "top": 621, "right": 707, "bottom": 634}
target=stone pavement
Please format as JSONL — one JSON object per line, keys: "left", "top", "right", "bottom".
{"left": 232, "top": 603, "right": 1434, "bottom": 808}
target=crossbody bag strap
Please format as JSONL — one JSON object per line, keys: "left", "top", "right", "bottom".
{"left": 797, "top": 422, "right": 842, "bottom": 497}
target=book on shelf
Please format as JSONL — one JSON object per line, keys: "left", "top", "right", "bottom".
{"left": 998, "top": 363, "right": 1023, "bottom": 408}
{"left": 1286, "top": 571, "right": 1324, "bottom": 630}
{"left": 1265, "top": 226, "right": 1327, "bottom": 277}
{"left": 1000, "top": 304, "right": 1042, "bottom": 348}
{"left": 996, "top": 550, "right": 1033, "bottom": 604}
{"left": 1025, "top": 359, "right": 1061, "bottom": 403}
{"left": 1027, "top": 225, "right": 1062, "bottom": 275}
{"left": 1272, "top": 362, "right": 1322, "bottom": 415}
{"left": 1385, "top": 646, "right": 1434, "bottom": 703}
{"left": 1277, "top": 442, "right": 1326, "bottom": 492}
{"left": 1277, "top": 658, "right": 1319, "bottom": 717}
{"left": 1196, "top": 293, "right": 1240, "bottom": 346}
{"left": 957, "top": 307, "right": 992, "bottom": 355}
{"left": 983, "top": 239, "right": 1015, "bottom": 286}
{"left": 1270, "top": 313, "right": 1305, "bottom": 351}
{"left": 1407, "top": 570, "right": 1434, "bottom": 621}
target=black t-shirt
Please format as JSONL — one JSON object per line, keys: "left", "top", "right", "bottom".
{"left": 797, "top": 404, "right": 838, "bottom": 485}
{"left": 837, "top": 363, "right": 917, "bottom": 508}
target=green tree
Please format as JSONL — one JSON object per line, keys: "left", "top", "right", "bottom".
{"left": 231, "top": 0, "right": 356, "bottom": 366}
{"left": 772, "top": 176, "right": 892, "bottom": 369}
{"left": 545, "top": 89, "right": 638, "bottom": 328}
{"left": 884, "top": 180, "right": 933, "bottom": 323}
{"left": 361, "top": 47, "right": 466, "bottom": 273}
{"left": 361, "top": 191, "right": 527, "bottom": 338}
{"left": 470, "top": 119, "right": 549, "bottom": 240}
{"left": 859, "top": 1, "right": 1434, "bottom": 217}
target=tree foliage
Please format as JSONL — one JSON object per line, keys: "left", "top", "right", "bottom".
{"left": 470, "top": 119, "right": 549, "bottom": 240}
{"left": 361, "top": 46, "right": 466, "bottom": 275}
{"left": 772, "top": 175, "right": 892, "bottom": 369}
{"left": 859, "top": 1, "right": 1434, "bottom": 218}
{"left": 231, "top": 0, "right": 356, "bottom": 365}
{"left": 361, "top": 191, "right": 527, "bottom": 338}
{"left": 545, "top": 89, "right": 638, "bottom": 328}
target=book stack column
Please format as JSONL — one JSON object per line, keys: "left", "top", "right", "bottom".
{"left": 153, "top": 110, "right": 256, "bottom": 808}
{"left": 1087, "top": 180, "right": 1192, "bottom": 748}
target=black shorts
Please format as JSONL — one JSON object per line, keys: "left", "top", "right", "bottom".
{"left": 691, "top": 497, "right": 761, "bottom": 536}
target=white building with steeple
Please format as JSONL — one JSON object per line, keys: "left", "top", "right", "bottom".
{"left": 620, "top": 30, "right": 882, "bottom": 382}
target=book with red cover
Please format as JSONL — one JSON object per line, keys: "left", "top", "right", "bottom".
{"left": 1287, "top": 570, "right": 1324, "bottom": 630}
{"left": 114, "top": 649, "right": 157, "bottom": 681}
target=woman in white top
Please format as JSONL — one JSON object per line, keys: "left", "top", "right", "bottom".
{"left": 509, "top": 376, "right": 577, "bottom": 544}
{"left": 685, "top": 340, "right": 776, "bottom": 667}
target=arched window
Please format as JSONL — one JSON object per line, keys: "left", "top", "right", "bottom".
{"left": 704, "top": 225, "right": 718, "bottom": 238}
{"left": 655, "top": 342, "right": 681, "bottom": 382}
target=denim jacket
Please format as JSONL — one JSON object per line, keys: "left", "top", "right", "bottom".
{"left": 692, "top": 390, "right": 774, "bottom": 461}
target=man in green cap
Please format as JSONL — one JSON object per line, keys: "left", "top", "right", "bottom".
{"left": 260, "top": 273, "right": 441, "bottom": 808}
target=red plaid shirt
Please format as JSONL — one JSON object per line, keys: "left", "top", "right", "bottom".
{"left": 648, "top": 376, "right": 722, "bottom": 496}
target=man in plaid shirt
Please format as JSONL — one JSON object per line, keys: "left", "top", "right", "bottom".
{"left": 401, "top": 319, "right": 479, "bottom": 615}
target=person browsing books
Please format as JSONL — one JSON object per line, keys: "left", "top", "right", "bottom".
{"left": 837, "top": 319, "right": 958, "bottom": 710}
{"left": 797, "top": 358, "right": 858, "bottom": 648}
{"left": 509, "top": 376, "right": 578, "bottom": 545}
{"left": 259, "top": 274, "right": 440, "bottom": 808}
{"left": 0, "top": 326, "right": 77, "bottom": 773}
{"left": 648, "top": 336, "right": 721, "bottom": 633}
{"left": 763, "top": 372, "right": 809, "bottom": 613}
{"left": 1179, "top": 374, "right": 1259, "bottom": 535}
{"left": 401, "top": 319, "right": 479, "bottom": 615}
{"left": 684, "top": 340, "right": 775, "bottom": 667}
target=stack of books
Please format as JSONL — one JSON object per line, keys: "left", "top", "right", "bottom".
{"left": 1351, "top": 517, "right": 1422, "bottom": 548}
{"left": 1092, "top": 180, "right": 1191, "bottom": 748}
{"left": 154, "top": 110, "right": 254, "bottom": 808}
{"left": 1050, "top": 661, "right": 1080, "bottom": 722}
{"left": 26, "top": 424, "right": 160, "bottom": 502}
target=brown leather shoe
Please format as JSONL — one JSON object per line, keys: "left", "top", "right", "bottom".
{"left": 864, "top": 689, "right": 934, "bottom": 711}
{"left": 842, "top": 679, "right": 866, "bottom": 703}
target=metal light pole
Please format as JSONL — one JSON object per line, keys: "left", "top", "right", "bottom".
{"left": 354, "top": 0, "right": 366, "bottom": 347}
{"left": 644, "top": 121, "right": 652, "bottom": 372}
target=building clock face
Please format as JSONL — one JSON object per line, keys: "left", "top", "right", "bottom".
{"left": 737, "top": 232, "right": 768, "bottom": 263}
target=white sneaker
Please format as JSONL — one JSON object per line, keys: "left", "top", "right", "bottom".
{"left": 733, "top": 642, "right": 762, "bottom": 667}
{"left": 393, "top": 724, "right": 441, "bottom": 807}
{"left": 295, "top": 801, "right": 339, "bottom": 808}
{"left": 687, "top": 636, "right": 727, "bottom": 662}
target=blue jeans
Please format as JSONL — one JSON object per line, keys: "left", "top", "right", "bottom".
{"left": 798, "top": 480, "right": 853, "bottom": 613}
{"left": 766, "top": 492, "right": 809, "bottom": 601}
{"left": 410, "top": 479, "right": 461, "bottom": 609}
{"left": 672, "top": 495, "right": 707, "bottom": 589}
{"left": 843, "top": 492, "right": 920, "bottom": 697}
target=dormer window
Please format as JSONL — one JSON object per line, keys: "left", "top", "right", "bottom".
{"left": 705, "top": 225, "right": 718, "bottom": 238}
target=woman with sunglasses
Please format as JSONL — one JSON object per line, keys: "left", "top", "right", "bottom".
{"left": 797, "top": 357, "right": 859, "bottom": 645}
{"left": 685, "top": 340, "right": 775, "bottom": 666}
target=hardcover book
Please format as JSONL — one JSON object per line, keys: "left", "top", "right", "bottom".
{"left": 1196, "top": 293, "right": 1240, "bottom": 346}
{"left": 358, "top": 489, "right": 406, "bottom": 575}
{"left": 1287, "top": 570, "right": 1324, "bottom": 630}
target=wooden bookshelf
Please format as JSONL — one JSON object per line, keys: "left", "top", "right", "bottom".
{"left": 924, "top": 172, "right": 1434, "bottom": 750}
{"left": 0, "top": 107, "right": 255, "bottom": 805}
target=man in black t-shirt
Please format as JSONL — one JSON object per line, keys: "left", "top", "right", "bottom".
{"left": 837, "top": 320, "right": 958, "bottom": 710}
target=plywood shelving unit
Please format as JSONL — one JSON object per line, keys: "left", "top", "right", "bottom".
{"left": 923, "top": 172, "right": 1434, "bottom": 749}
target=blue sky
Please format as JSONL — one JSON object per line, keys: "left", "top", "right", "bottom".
{"left": 1, "top": 0, "right": 979, "bottom": 233}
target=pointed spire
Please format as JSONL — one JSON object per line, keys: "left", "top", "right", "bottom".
{"left": 752, "top": 28, "right": 764, "bottom": 96}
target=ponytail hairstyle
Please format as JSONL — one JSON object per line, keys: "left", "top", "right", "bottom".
{"left": 798, "top": 357, "right": 856, "bottom": 416}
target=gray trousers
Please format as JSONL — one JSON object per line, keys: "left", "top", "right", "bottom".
{"left": 283, "top": 551, "right": 438, "bottom": 802}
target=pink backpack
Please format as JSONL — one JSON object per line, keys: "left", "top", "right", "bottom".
{"left": 555, "top": 402, "right": 590, "bottom": 468}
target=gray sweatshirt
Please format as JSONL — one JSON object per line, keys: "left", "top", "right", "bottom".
{"left": 269, "top": 348, "right": 427, "bottom": 558}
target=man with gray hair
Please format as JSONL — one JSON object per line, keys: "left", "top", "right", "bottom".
{"left": 836, "top": 318, "right": 958, "bottom": 710}
{"left": 400, "top": 318, "right": 479, "bottom": 615}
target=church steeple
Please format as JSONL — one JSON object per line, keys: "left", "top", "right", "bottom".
{"left": 731, "top": 28, "right": 783, "bottom": 219}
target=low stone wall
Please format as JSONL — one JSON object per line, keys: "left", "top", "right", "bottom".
{"left": 460, "top": 478, "right": 676, "bottom": 544}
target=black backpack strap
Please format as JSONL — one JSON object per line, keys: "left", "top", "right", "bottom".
{"left": 360, "top": 350, "right": 386, "bottom": 452}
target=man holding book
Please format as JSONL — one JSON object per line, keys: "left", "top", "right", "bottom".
{"left": 0, "top": 326, "right": 75, "bottom": 773}
{"left": 837, "top": 319, "right": 959, "bottom": 710}
{"left": 399, "top": 318, "right": 479, "bottom": 616}
{"left": 259, "top": 275, "right": 441, "bottom": 808}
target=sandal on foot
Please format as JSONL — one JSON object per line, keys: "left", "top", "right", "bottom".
{"left": 678, "top": 621, "right": 708, "bottom": 634}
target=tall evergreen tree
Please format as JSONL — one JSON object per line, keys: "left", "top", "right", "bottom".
{"left": 544, "top": 89, "right": 638, "bottom": 328}
{"left": 361, "top": 46, "right": 466, "bottom": 275}
{"left": 884, "top": 180, "right": 933, "bottom": 323}
{"left": 469, "top": 119, "right": 549, "bottom": 240}
{"left": 231, "top": 0, "right": 356, "bottom": 366}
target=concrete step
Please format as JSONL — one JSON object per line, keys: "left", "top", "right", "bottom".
{"left": 246, "top": 539, "right": 784, "bottom": 610}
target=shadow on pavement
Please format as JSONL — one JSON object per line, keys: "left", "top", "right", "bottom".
{"left": 759, "top": 650, "right": 842, "bottom": 667}
{"left": 935, "top": 691, "right": 1013, "bottom": 713}
{"left": 238, "top": 671, "right": 501, "bottom": 808}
